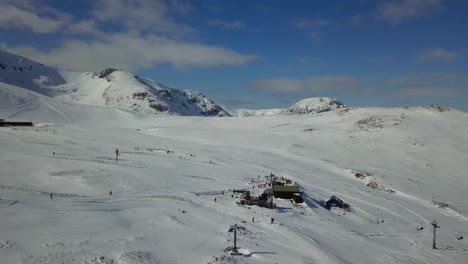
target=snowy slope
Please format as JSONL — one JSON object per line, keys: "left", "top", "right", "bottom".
{"left": 1, "top": 99, "right": 467, "bottom": 264}
{"left": 0, "top": 49, "right": 66, "bottom": 96}
{"left": 231, "top": 108, "right": 283, "bottom": 117}
{"left": 0, "top": 50, "right": 230, "bottom": 117}
{"left": 233, "top": 97, "right": 345, "bottom": 117}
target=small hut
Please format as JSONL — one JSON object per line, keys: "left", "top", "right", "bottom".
{"left": 325, "top": 195, "right": 349, "bottom": 209}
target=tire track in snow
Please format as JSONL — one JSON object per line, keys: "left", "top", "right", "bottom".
{"left": 39, "top": 98, "right": 71, "bottom": 123}
{"left": 0, "top": 97, "right": 38, "bottom": 110}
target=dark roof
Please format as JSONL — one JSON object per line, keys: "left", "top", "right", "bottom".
{"left": 326, "top": 195, "right": 344, "bottom": 204}
{"left": 273, "top": 185, "right": 300, "bottom": 193}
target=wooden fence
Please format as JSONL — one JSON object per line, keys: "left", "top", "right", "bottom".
{"left": 0, "top": 184, "right": 84, "bottom": 198}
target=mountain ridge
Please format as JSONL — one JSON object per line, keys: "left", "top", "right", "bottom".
{"left": 232, "top": 97, "right": 346, "bottom": 117}
{"left": 0, "top": 50, "right": 230, "bottom": 117}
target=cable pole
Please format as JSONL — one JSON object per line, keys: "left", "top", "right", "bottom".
{"left": 230, "top": 224, "right": 240, "bottom": 255}
{"left": 431, "top": 220, "right": 440, "bottom": 249}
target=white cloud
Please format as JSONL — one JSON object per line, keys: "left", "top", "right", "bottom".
{"left": 351, "top": 14, "right": 364, "bottom": 25}
{"left": 291, "top": 18, "right": 331, "bottom": 41}
{"left": 386, "top": 72, "right": 468, "bottom": 86}
{"left": 208, "top": 20, "right": 246, "bottom": 30}
{"left": 92, "top": 0, "right": 193, "bottom": 36}
{"left": 294, "top": 18, "right": 331, "bottom": 29}
{"left": 2, "top": 0, "right": 257, "bottom": 71}
{"left": 67, "top": 20, "right": 103, "bottom": 36}
{"left": 249, "top": 72, "right": 467, "bottom": 99}
{"left": 170, "top": 0, "right": 193, "bottom": 15}
{"left": 376, "top": 0, "right": 443, "bottom": 24}
{"left": 6, "top": 32, "right": 257, "bottom": 71}
{"left": 0, "top": 4, "right": 65, "bottom": 33}
{"left": 389, "top": 87, "right": 460, "bottom": 98}
{"left": 250, "top": 76, "right": 361, "bottom": 97}
{"left": 418, "top": 47, "right": 457, "bottom": 62}
{"left": 307, "top": 32, "right": 321, "bottom": 41}
{"left": 386, "top": 72, "right": 467, "bottom": 98}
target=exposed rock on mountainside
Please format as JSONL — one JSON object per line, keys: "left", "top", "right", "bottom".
{"left": 0, "top": 50, "right": 229, "bottom": 117}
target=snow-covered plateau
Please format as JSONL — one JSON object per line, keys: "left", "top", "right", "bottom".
{"left": 1, "top": 51, "right": 468, "bottom": 264}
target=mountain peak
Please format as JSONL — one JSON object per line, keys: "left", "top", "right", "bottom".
{"left": 281, "top": 97, "right": 345, "bottom": 115}
{"left": 233, "top": 97, "right": 346, "bottom": 117}
{"left": 92, "top": 68, "right": 121, "bottom": 80}
{"left": 0, "top": 51, "right": 230, "bottom": 117}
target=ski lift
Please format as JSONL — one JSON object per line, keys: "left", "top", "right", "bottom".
{"left": 457, "top": 232, "right": 463, "bottom": 240}
{"left": 416, "top": 224, "right": 424, "bottom": 231}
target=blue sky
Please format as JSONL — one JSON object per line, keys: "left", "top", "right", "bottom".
{"left": 1, "top": 0, "right": 467, "bottom": 110}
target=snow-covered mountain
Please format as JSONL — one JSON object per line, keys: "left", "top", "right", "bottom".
{"left": 233, "top": 97, "right": 345, "bottom": 117}
{"left": 0, "top": 49, "right": 66, "bottom": 96}
{"left": 281, "top": 97, "right": 345, "bottom": 115}
{"left": 0, "top": 50, "right": 230, "bottom": 117}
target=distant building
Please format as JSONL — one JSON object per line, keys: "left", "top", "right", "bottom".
{"left": 325, "top": 195, "right": 349, "bottom": 209}
{"left": 273, "top": 185, "right": 303, "bottom": 203}
{"left": 0, "top": 119, "right": 33, "bottom": 127}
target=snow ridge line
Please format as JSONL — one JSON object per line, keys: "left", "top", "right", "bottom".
{"left": 0, "top": 184, "right": 85, "bottom": 198}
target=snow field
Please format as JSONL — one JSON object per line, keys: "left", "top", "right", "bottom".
{"left": 1, "top": 99, "right": 468, "bottom": 263}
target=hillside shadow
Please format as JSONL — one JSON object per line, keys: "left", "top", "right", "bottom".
{"left": 276, "top": 206, "right": 293, "bottom": 213}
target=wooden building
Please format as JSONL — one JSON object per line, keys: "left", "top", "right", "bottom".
{"left": 273, "top": 185, "right": 300, "bottom": 198}
{"left": 325, "top": 195, "right": 349, "bottom": 209}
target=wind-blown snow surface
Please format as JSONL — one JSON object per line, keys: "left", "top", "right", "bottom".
{"left": 1, "top": 97, "right": 468, "bottom": 263}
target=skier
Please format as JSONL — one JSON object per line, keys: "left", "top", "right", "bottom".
{"left": 115, "top": 148, "right": 119, "bottom": 163}
{"left": 109, "top": 191, "right": 112, "bottom": 196}
{"left": 214, "top": 198, "right": 217, "bottom": 202}
{"left": 271, "top": 218, "right": 274, "bottom": 224}
{"left": 252, "top": 217, "right": 255, "bottom": 223}
{"left": 50, "top": 193, "right": 53, "bottom": 199}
